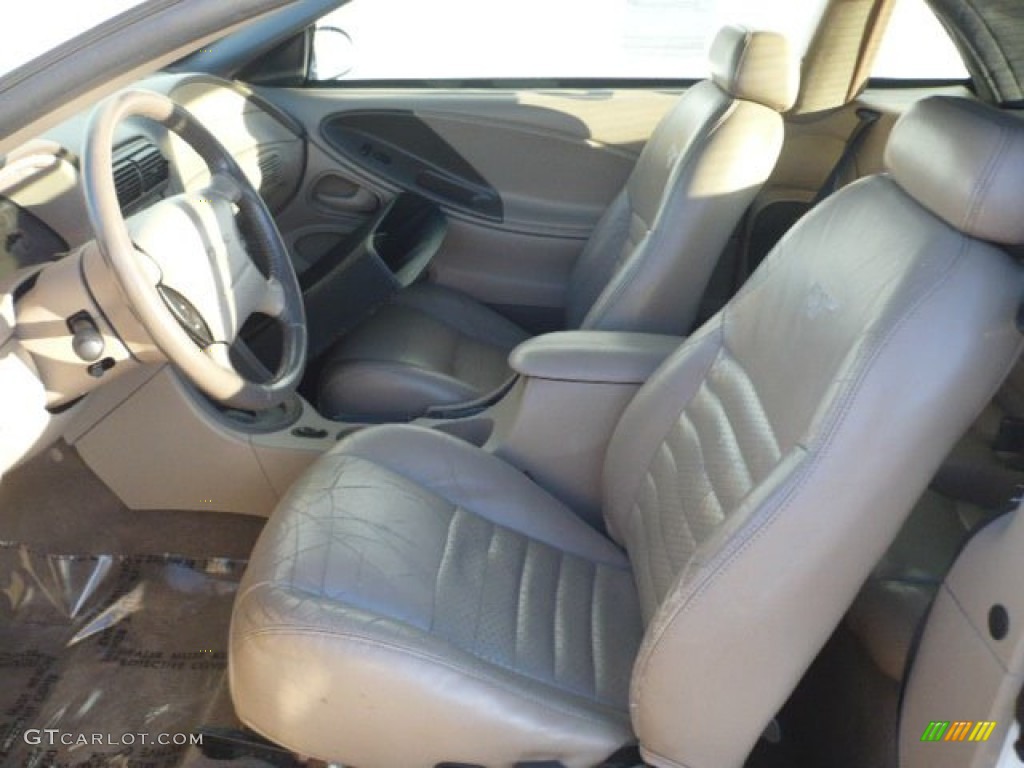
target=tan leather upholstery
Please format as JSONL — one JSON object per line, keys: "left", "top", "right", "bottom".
{"left": 508, "top": 331, "right": 680, "bottom": 384}
{"left": 319, "top": 282, "right": 528, "bottom": 420}
{"left": 846, "top": 490, "right": 985, "bottom": 681}
{"left": 317, "top": 25, "right": 796, "bottom": 421}
{"left": 231, "top": 96, "right": 1024, "bottom": 768}
{"left": 887, "top": 97, "right": 1024, "bottom": 245}
{"left": 231, "top": 425, "right": 641, "bottom": 767}
{"left": 709, "top": 26, "right": 798, "bottom": 112}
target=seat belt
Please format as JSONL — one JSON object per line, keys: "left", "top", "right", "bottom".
{"left": 811, "top": 106, "right": 882, "bottom": 206}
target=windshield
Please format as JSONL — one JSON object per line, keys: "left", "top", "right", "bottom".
{"left": 0, "top": 0, "right": 150, "bottom": 79}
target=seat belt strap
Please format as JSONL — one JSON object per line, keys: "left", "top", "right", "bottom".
{"left": 811, "top": 107, "right": 882, "bottom": 206}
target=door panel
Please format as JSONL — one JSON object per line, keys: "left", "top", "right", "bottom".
{"left": 256, "top": 86, "right": 678, "bottom": 322}
{"left": 321, "top": 109, "right": 505, "bottom": 220}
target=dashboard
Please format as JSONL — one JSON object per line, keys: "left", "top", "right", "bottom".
{"left": 0, "top": 72, "right": 309, "bottom": 476}
{"left": 0, "top": 197, "right": 67, "bottom": 281}
{"left": 0, "top": 73, "right": 305, "bottom": 285}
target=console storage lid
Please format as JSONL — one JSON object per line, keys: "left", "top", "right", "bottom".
{"left": 509, "top": 331, "right": 681, "bottom": 384}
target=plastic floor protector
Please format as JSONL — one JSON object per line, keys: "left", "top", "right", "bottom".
{"left": 0, "top": 542, "right": 245, "bottom": 767}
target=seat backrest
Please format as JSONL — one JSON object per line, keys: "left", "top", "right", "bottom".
{"left": 601, "top": 96, "right": 1024, "bottom": 768}
{"left": 565, "top": 26, "right": 798, "bottom": 335}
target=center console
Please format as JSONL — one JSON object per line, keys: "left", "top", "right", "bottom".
{"left": 66, "top": 326, "right": 682, "bottom": 524}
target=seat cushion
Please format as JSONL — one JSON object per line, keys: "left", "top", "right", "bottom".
{"left": 318, "top": 283, "right": 530, "bottom": 421}
{"left": 230, "top": 426, "right": 642, "bottom": 768}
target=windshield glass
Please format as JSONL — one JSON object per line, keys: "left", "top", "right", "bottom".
{"left": 0, "top": 0, "right": 149, "bottom": 79}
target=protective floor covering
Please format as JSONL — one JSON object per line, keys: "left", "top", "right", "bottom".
{"left": 0, "top": 542, "right": 245, "bottom": 767}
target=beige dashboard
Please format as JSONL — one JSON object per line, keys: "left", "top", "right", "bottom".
{"left": 0, "top": 73, "right": 306, "bottom": 478}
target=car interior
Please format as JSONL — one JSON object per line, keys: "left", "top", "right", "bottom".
{"left": 2, "top": 0, "right": 1024, "bottom": 767}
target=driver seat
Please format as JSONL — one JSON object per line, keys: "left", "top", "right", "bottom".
{"left": 229, "top": 97, "right": 1024, "bottom": 768}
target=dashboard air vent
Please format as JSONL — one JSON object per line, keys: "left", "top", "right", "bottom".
{"left": 112, "top": 138, "right": 169, "bottom": 211}
{"left": 257, "top": 149, "right": 283, "bottom": 194}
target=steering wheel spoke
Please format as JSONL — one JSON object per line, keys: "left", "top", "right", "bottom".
{"left": 258, "top": 277, "right": 288, "bottom": 319}
{"left": 204, "top": 171, "right": 243, "bottom": 205}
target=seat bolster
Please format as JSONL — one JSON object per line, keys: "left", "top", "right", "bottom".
{"left": 319, "top": 358, "right": 481, "bottom": 421}
{"left": 335, "top": 425, "right": 630, "bottom": 568}
{"left": 603, "top": 325, "right": 724, "bottom": 544}
{"left": 397, "top": 282, "right": 531, "bottom": 348}
{"left": 231, "top": 581, "right": 632, "bottom": 768}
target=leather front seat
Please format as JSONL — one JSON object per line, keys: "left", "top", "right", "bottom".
{"left": 230, "top": 96, "right": 1024, "bottom": 768}
{"left": 318, "top": 25, "right": 798, "bottom": 421}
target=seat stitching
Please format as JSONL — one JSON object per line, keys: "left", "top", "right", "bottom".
{"left": 631, "top": 479, "right": 656, "bottom": 607}
{"left": 661, "top": 423, "right": 700, "bottom": 581}
{"left": 680, "top": 407, "right": 724, "bottom": 528}
{"left": 471, "top": 516, "right": 498, "bottom": 648}
{"left": 330, "top": 446, "right": 631, "bottom": 571}
{"left": 552, "top": 550, "right": 565, "bottom": 685}
{"left": 963, "top": 120, "right": 1011, "bottom": 235}
{"left": 430, "top": 508, "right": 457, "bottom": 632}
{"left": 632, "top": 231, "right": 976, "bottom": 735}
{"left": 513, "top": 535, "right": 529, "bottom": 670}
{"left": 589, "top": 564, "right": 600, "bottom": 699}
{"left": 702, "top": 360, "right": 756, "bottom": 488}
{"left": 616, "top": 326, "right": 725, "bottom": 550}
{"left": 641, "top": 462, "right": 668, "bottom": 607}
{"left": 723, "top": 351, "right": 781, "bottom": 458}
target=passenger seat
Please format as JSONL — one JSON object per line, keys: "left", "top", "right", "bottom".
{"left": 317, "top": 25, "right": 798, "bottom": 421}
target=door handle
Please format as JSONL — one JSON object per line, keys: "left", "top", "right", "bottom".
{"left": 311, "top": 174, "right": 380, "bottom": 214}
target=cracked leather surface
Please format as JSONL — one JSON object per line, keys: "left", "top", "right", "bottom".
{"left": 231, "top": 425, "right": 640, "bottom": 768}
{"left": 235, "top": 94, "right": 1024, "bottom": 768}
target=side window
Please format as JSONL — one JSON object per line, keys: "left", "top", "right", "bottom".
{"left": 310, "top": 0, "right": 825, "bottom": 84}
{"left": 871, "top": 0, "right": 967, "bottom": 80}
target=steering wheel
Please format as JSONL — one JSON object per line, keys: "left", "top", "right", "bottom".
{"left": 82, "top": 89, "right": 306, "bottom": 411}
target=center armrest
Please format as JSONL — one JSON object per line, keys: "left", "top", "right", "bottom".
{"left": 509, "top": 331, "right": 681, "bottom": 384}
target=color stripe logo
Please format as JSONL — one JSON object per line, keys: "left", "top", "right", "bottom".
{"left": 920, "top": 721, "right": 997, "bottom": 743}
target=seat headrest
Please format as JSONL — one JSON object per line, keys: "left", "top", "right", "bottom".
{"left": 887, "top": 96, "right": 1024, "bottom": 245}
{"left": 709, "top": 25, "right": 798, "bottom": 113}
